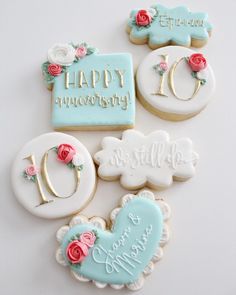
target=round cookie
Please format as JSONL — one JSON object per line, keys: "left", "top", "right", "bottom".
{"left": 11, "top": 132, "right": 96, "bottom": 219}
{"left": 56, "top": 190, "right": 171, "bottom": 290}
{"left": 136, "top": 46, "right": 215, "bottom": 121}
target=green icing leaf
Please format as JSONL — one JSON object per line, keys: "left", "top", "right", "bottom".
{"left": 191, "top": 71, "right": 197, "bottom": 78}
{"left": 41, "top": 61, "right": 50, "bottom": 71}
{"left": 77, "top": 165, "right": 83, "bottom": 171}
{"left": 44, "top": 74, "right": 55, "bottom": 83}
{"left": 69, "top": 42, "right": 77, "bottom": 49}
{"left": 31, "top": 175, "right": 37, "bottom": 183}
{"left": 52, "top": 146, "right": 58, "bottom": 152}
{"left": 86, "top": 47, "right": 97, "bottom": 55}
{"left": 200, "top": 79, "right": 206, "bottom": 85}
{"left": 80, "top": 42, "right": 88, "bottom": 48}
{"left": 67, "top": 162, "right": 75, "bottom": 169}
{"left": 41, "top": 61, "right": 55, "bottom": 84}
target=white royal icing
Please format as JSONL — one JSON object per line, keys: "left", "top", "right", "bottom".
{"left": 11, "top": 132, "right": 96, "bottom": 219}
{"left": 94, "top": 130, "right": 198, "bottom": 189}
{"left": 48, "top": 43, "right": 76, "bottom": 66}
{"left": 136, "top": 46, "right": 215, "bottom": 119}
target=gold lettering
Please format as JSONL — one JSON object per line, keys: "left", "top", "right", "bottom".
{"left": 79, "top": 71, "right": 89, "bottom": 88}
{"left": 24, "top": 155, "right": 53, "bottom": 206}
{"left": 55, "top": 97, "right": 63, "bottom": 108}
{"left": 115, "top": 69, "right": 125, "bottom": 87}
{"left": 64, "top": 97, "right": 70, "bottom": 108}
{"left": 24, "top": 149, "right": 80, "bottom": 207}
{"left": 65, "top": 72, "right": 76, "bottom": 89}
{"left": 152, "top": 54, "right": 169, "bottom": 97}
{"left": 111, "top": 93, "right": 121, "bottom": 106}
{"left": 91, "top": 70, "right": 100, "bottom": 88}
{"left": 168, "top": 57, "right": 201, "bottom": 101}
{"left": 55, "top": 93, "right": 130, "bottom": 110}
{"left": 104, "top": 70, "right": 113, "bottom": 88}
{"left": 41, "top": 149, "right": 80, "bottom": 199}
{"left": 121, "top": 92, "right": 129, "bottom": 110}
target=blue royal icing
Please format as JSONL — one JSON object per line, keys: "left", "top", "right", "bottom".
{"left": 128, "top": 4, "right": 212, "bottom": 47}
{"left": 43, "top": 47, "right": 135, "bottom": 130}
{"left": 61, "top": 197, "right": 163, "bottom": 285}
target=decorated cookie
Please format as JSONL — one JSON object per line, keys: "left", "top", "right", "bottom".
{"left": 56, "top": 190, "right": 170, "bottom": 290}
{"left": 42, "top": 42, "right": 135, "bottom": 130}
{"left": 94, "top": 130, "right": 198, "bottom": 190}
{"left": 127, "top": 4, "right": 212, "bottom": 49}
{"left": 136, "top": 46, "right": 215, "bottom": 121}
{"left": 11, "top": 132, "right": 96, "bottom": 219}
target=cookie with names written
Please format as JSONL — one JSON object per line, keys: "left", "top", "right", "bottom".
{"left": 56, "top": 190, "right": 170, "bottom": 290}
{"left": 94, "top": 130, "right": 198, "bottom": 190}
{"left": 11, "top": 132, "right": 96, "bottom": 219}
{"left": 42, "top": 42, "right": 135, "bottom": 130}
{"left": 136, "top": 46, "right": 215, "bottom": 121}
{"left": 127, "top": 4, "right": 212, "bottom": 49}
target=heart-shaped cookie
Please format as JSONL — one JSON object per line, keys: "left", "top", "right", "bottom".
{"left": 56, "top": 190, "right": 170, "bottom": 290}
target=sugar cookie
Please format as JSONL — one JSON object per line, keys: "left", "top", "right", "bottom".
{"left": 136, "top": 46, "right": 215, "bottom": 120}
{"left": 127, "top": 4, "right": 212, "bottom": 49}
{"left": 11, "top": 132, "right": 96, "bottom": 219}
{"left": 56, "top": 190, "right": 170, "bottom": 290}
{"left": 42, "top": 42, "right": 135, "bottom": 130}
{"left": 94, "top": 130, "right": 198, "bottom": 190}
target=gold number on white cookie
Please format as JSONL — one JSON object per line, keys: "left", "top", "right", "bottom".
{"left": 154, "top": 55, "right": 201, "bottom": 101}
{"left": 169, "top": 57, "right": 201, "bottom": 101}
{"left": 25, "top": 150, "right": 80, "bottom": 207}
{"left": 153, "top": 54, "right": 169, "bottom": 97}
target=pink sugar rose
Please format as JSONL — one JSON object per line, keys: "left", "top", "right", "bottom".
{"left": 159, "top": 61, "right": 168, "bottom": 71}
{"left": 66, "top": 240, "right": 89, "bottom": 264}
{"left": 57, "top": 144, "right": 76, "bottom": 164}
{"left": 47, "top": 64, "right": 62, "bottom": 76}
{"left": 80, "top": 231, "right": 96, "bottom": 248}
{"left": 136, "top": 9, "right": 152, "bottom": 26}
{"left": 25, "top": 165, "right": 38, "bottom": 176}
{"left": 188, "top": 53, "right": 207, "bottom": 72}
{"left": 75, "top": 46, "right": 87, "bottom": 58}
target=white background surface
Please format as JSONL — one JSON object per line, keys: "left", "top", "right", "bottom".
{"left": 1, "top": 0, "right": 235, "bottom": 294}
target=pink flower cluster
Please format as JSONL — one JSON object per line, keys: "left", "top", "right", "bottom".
{"left": 25, "top": 165, "right": 38, "bottom": 176}
{"left": 188, "top": 53, "right": 207, "bottom": 72}
{"left": 66, "top": 231, "right": 96, "bottom": 264}
{"left": 136, "top": 10, "right": 152, "bottom": 26}
{"left": 57, "top": 143, "right": 76, "bottom": 164}
{"left": 75, "top": 46, "right": 87, "bottom": 58}
{"left": 159, "top": 61, "right": 168, "bottom": 72}
{"left": 47, "top": 45, "right": 87, "bottom": 77}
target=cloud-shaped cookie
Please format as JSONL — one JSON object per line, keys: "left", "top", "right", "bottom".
{"left": 94, "top": 130, "right": 199, "bottom": 190}
{"left": 127, "top": 4, "right": 212, "bottom": 49}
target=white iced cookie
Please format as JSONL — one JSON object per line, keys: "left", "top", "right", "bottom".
{"left": 136, "top": 46, "right": 215, "bottom": 121}
{"left": 11, "top": 132, "right": 96, "bottom": 219}
{"left": 94, "top": 130, "right": 198, "bottom": 190}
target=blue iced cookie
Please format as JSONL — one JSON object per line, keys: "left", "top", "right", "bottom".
{"left": 56, "top": 190, "right": 171, "bottom": 290}
{"left": 42, "top": 42, "right": 135, "bottom": 130}
{"left": 127, "top": 4, "right": 212, "bottom": 49}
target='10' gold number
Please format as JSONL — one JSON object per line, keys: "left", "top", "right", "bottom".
{"left": 153, "top": 54, "right": 201, "bottom": 101}
{"left": 25, "top": 149, "right": 80, "bottom": 207}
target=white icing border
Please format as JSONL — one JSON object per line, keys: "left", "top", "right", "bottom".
{"left": 55, "top": 190, "right": 171, "bottom": 291}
